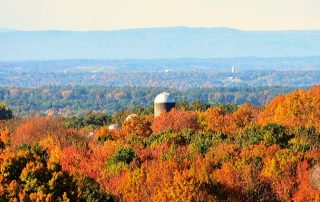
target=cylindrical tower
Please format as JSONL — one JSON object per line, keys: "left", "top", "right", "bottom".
{"left": 154, "top": 92, "right": 175, "bottom": 117}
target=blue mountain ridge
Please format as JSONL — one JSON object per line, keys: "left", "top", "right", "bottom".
{"left": 0, "top": 27, "right": 319, "bottom": 60}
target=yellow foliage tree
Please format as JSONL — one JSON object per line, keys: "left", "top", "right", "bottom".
{"left": 258, "top": 85, "right": 320, "bottom": 131}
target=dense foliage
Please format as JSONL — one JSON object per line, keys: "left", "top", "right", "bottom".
{"left": 0, "top": 144, "right": 113, "bottom": 201}
{"left": 1, "top": 86, "right": 320, "bottom": 201}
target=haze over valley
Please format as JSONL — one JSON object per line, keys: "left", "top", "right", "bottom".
{"left": 1, "top": 27, "right": 320, "bottom": 60}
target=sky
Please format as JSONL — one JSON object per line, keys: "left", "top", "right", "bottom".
{"left": 0, "top": 0, "right": 320, "bottom": 31}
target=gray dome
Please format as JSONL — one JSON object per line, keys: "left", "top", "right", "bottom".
{"left": 154, "top": 92, "right": 175, "bottom": 104}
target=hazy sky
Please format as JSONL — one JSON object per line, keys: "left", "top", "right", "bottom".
{"left": 1, "top": 0, "right": 320, "bottom": 31}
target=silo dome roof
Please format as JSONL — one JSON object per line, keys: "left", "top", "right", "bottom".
{"left": 154, "top": 92, "right": 175, "bottom": 104}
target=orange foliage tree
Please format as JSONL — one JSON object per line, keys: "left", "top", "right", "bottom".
{"left": 293, "top": 161, "right": 320, "bottom": 201}
{"left": 152, "top": 109, "right": 200, "bottom": 133}
{"left": 258, "top": 85, "right": 320, "bottom": 130}
{"left": 122, "top": 116, "right": 153, "bottom": 137}
{"left": 13, "top": 117, "right": 84, "bottom": 147}
{"left": 230, "top": 103, "right": 259, "bottom": 130}
{"left": 203, "top": 107, "right": 230, "bottom": 134}
{"left": 203, "top": 103, "right": 259, "bottom": 136}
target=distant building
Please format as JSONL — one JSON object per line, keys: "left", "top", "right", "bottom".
{"left": 154, "top": 92, "right": 175, "bottom": 117}
{"left": 232, "top": 66, "right": 235, "bottom": 73}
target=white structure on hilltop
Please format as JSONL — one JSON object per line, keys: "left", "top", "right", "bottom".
{"left": 154, "top": 92, "right": 175, "bottom": 117}
{"left": 232, "top": 66, "right": 235, "bottom": 73}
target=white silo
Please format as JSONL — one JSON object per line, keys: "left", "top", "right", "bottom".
{"left": 154, "top": 92, "right": 175, "bottom": 117}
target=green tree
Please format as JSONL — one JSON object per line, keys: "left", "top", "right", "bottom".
{"left": 0, "top": 102, "right": 13, "bottom": 120}
{"left": 262, "top": 123, "right": 291, "bottom": 147}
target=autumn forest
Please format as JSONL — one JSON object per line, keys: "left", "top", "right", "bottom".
{"left": 0, "top": 85, "right": 319, "bottom": 201}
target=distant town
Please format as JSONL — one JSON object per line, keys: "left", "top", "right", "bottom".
{"left": 0, "top": 57, "right": 319, "bottom": 88}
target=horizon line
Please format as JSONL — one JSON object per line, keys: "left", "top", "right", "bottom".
{"left": 2, "top": 26, "right": 320, "bottom": 32}
{"left": 2, "top": 55, "right": 320, "bottom": 63}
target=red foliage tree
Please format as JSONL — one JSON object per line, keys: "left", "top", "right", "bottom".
{"left": 13, "top": 117, "right": 83, "bottom": 147}
{"left": 293, "top": 161, "right": 320, "bottom": 201}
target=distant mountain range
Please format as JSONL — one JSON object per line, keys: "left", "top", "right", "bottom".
{"left": 0, "top": 27, "right": 320, "bottom": 60}
{"left": 0, "top": 28, "right": 14, "bottom": 33}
